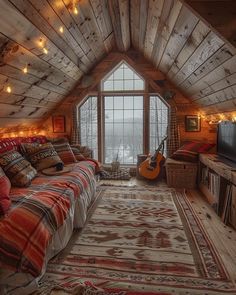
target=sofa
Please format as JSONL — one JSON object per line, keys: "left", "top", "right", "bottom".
{"left": 0, "top": 136, "right": 97, "bottom": 295}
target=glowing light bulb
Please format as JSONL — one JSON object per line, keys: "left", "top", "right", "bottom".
{"left": 59, "top": 26, "right": 64, "bottom": 33}
{"left": 6, "top": 86, "right": 12, "bottom": 93}
{"left": 73, "top": 7, "right": 78, "bottom": 14}
{"left": 23, "top": 66, "right": 28, "bottom": 74}
{"left": 43, "top": 47, "right": 48, "bottom": 54}
{"left": 39, "top": 38, "right": 43, "bottom": 47}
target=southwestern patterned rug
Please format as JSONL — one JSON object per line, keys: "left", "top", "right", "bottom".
{"left": 36, "top": 186, "right": 236, "bottom": 295}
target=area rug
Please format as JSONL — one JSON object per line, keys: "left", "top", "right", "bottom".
{"left": 35, "top": 186, "right": 236, "bottom": 295}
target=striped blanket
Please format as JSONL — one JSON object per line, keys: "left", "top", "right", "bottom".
{"left": 0, "top": 161, "right": 96, "bottom": 281}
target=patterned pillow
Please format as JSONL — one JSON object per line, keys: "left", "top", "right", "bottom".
{"left": 52, "top": 142, "right": 76, "bottom": 164}
{"left": 0, "top": 167, "right": 11, "bottom": 216}
{"left": 0, "top": 150, "right": 37, "bottom": 187}
{"left": 171, "top": 142, "right": 215, "bottom": 162}
{"left": 71, "top": 146, "right": 86, "bottom": 161}
{"left": 71, "top": 144, "right": 93, "bottom": 158}
{"left": 22, "top": 142, "right": 63, "bottom": 171}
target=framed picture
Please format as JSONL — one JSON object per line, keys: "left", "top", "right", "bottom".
{"left": 185, "top": 115, "right": 201, "bottom": 132}
{"left": 52, "top": 115, "right": 65, "bottom": 133}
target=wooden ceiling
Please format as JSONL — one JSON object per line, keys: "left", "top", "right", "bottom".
{"left": 0, "top": 0, "right": 235, "bottom": 129}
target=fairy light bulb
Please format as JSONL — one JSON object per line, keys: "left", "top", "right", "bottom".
{"left": 6, "top": 86, "right": 12, "bottom": 93}
{"left": 23, "top": 66, "right": 28, "bottom": 74}
{"left": 59, "top": 26, "right": 64, "bottom": 33}
{"left": 39, "top": 38, "right": 43, "bottom": 47}
{"left": 43, "top": 47, "right": 48, "bottom": 54}
{"left": 73, "top": 6, "right": 78, "bottom": 14}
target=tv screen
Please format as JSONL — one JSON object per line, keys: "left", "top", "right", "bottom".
{"left": 217, "top": 121, "right": 236, "bottom": 163}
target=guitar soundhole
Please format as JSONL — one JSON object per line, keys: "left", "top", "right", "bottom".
{"left": 150, "top": 162, "right": 157, "bottom": 168}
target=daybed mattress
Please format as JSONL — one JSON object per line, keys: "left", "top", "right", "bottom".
{"left": 0, "top": 160, "right": 96, "bottom": 295}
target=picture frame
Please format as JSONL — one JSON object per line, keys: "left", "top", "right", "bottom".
{"left": 52, "top": 115, "right": 66, "bottom": 133}
{"left": 185, "top": 115, "right": 201, "bottom": 132}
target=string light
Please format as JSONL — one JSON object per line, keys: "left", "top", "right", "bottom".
{"left": 43, "top": 47, "right": 48, "bottom": 54}
{"left": 59, "top": 26, "right": 64, "bottom": 33}
{"left": 6, "top": 86, "right": 12, "bottom": 93}
{"left": 73, "top": 6, "right": 78, "bottom": 14}
{"left": 39, "top": 38, "right": 44, "bottom": 47}
{"left": 23, "top": 65, "right": 28, "bottom": 74}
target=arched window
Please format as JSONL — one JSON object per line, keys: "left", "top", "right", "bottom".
{"left": 77, "top": 61, "right": 169, "bottom": 164}
{"left": 102, "top": 62, "right": 144, "bottom": 91}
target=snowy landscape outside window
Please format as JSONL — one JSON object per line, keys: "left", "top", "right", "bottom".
{"left": 149, "top": 96, "right": 169, "bottom": 156}
{"left": 104, "top": 95, "right": 143, "bottom": 164}
{"left": 79, "top": 96, "right": 98, "bottom": 159}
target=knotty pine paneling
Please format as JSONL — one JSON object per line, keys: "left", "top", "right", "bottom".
{"left": 0, "top": 0, "right": 235, "bottom": 133}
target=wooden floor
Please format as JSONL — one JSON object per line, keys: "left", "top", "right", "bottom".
{"left": 99, "top": 177, "right": 236, "bottom": 286}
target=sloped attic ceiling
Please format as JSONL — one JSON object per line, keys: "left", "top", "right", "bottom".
{"left": 0, "top": 0, "right": 235, "bottom": 130}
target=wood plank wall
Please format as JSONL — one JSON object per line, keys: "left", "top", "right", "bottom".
{"left": 0, "top": 0, "right": 235, "bottom": 135}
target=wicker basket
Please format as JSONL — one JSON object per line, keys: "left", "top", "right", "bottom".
{"left": 165, "top": 158, "right": 198, "bottom": 189}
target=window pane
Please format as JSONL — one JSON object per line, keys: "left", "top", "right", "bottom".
{"left": 124, "top": 80, "right": 133, "bottom": 90}
{"left": 134, "top": 79, "right": 144, "bottom": 90}
{"left": 105, "top": 96, "right": 113, "bottom": 109}
{"left": 104, "top": 80, "right": 113, "bottom": 91}
{"left": 114, "top": 123, "right": 123, "bottom": 136}
{"left": 105, "top": 123, "right": 113, "bottom": 136}
{"left": 104, "top": 95, "right": 143, "bottom": 164}
{"left": 79, "top": 96, "right": 98, "bottom": 160}
{"left": 124, "top": 96, "right": 133, "bottom": 109}
{"left": 149, "top": 95, "right": 168, "bottom": 156}
{"left": 114, "top": 96, "right": 123, "bottom": 109}
{"left": 105, "top": 110, "right": 113, "bottom": 122}
{"left": 102, "top": 62, "right": 144, "bottom": 91}
{"left": 114, "top": 110, "right": 123, "bottom": 121}
{"left": 134, "top": 110, "right": 143, "bottom": 121}
{"left": 114, "top": 80, "right": 123, "bottom": 91}
{"left": 124, "top": 68, "right": 133, "bottom": 79}
{"left": 124, "top": 123, "right": 133, "bottom": 136}
{"left": 114, "top": 69, "right": 123, "bottom": 80}
{"left": 134, "top": 96, "right": 143, "bottom": 109}
{"left": 124, "top": 110, "right": 133, "bottom": 122}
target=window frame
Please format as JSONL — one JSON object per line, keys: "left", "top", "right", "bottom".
{"left": 77, "top": 62, "right": 170, "bottom": 165}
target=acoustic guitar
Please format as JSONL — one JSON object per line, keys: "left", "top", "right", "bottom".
{"left": 139, "top": 137, "right": 167, "bottom": 180}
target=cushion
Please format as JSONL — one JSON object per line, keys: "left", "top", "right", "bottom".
{"left": 0, "top": 167, "right": 11, "bottom": 216}
{"left": 22, "top": 142, "right": 63, "bottom": 171}
{"left": 71, "top": 147, "right": 86, "bottom": 161}
{"left": 52, "top": 142, "right": 76, "bottom": 164}
{"left": 0, "top": 150, "right": 37, "bottom": 187}
{"left": 171, "top": 142, "right": 215, "bottom": 162}
{"left": 0, "top": 136, "right": 47, "bottom": 154}
{"left": 71, "top": 144, "right": 93, "bottom": 158}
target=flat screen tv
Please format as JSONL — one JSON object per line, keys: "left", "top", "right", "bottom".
{"left": 217, "top": 121, "right": 236, "bottom": 163}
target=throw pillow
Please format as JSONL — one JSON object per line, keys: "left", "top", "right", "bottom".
{"left": 52, "top": 142, "right": 76, "bottom": 164}
{"left": 22, "top": 142, "right": 63, "bottom": 171}
{"left": 71, "top": 146, "right": 86, "bottom": 161}
{"left": 171, "top": 142, "right": 215, "bottom": 162}
{"left": 0, "top": 167, "right": 11, "bottom": 216}
{"left": 0, "top": 150, "right": 37, "bottom": 187}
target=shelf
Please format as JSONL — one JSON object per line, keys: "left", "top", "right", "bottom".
{"left": 199, "top": 154, "right": 236, "bottom": 185}
{"left": 199, "top": 154, "right": 236, "bottom": 228}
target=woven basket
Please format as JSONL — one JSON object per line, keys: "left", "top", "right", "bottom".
{"left": 165, "top": 158, "right": 198, "bottom": 189}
